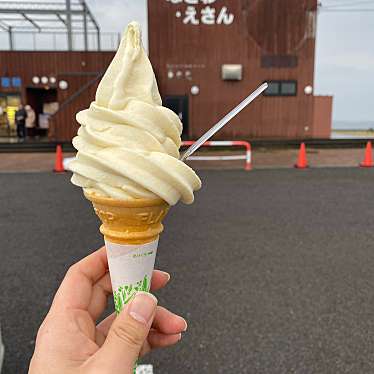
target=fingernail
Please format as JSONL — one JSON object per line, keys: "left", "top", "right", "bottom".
{"left": 160, "top": 271, "right": 171, "bottom": 282}
{"left": 128, "top": 292, "right": 158, "bottom": 325}
{"left": 181, "top": 318, "right": 188, "bottom": 332}
{"left": 177, "top": 333, "right": 182, "bottom": 341}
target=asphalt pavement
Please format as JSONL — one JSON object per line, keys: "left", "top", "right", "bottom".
{"left": 1, "top": 169, "right": 374, "bottom": 373}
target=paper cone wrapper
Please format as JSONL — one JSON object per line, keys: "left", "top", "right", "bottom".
{"left": 84, "top": 191, "right": 170, "bottom": 313}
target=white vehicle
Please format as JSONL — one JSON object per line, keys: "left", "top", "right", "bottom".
{"left": 0, "top": 325, "right": 4, "bottom": 373}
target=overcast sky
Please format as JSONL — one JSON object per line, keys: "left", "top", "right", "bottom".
{"left": 315, "top": 8, "right": 374, "bottom": 123}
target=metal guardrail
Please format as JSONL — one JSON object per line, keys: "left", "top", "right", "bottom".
{"left": 182, "top": 140, "right": 252, "bottom": 171}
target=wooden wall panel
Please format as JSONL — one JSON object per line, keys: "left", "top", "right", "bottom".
{"left": 312, "top": 96, "right": 333, "bottom": 138}
{"left": 148, "top": 0, "right": 322, "bottom": 140}
{"left": 1, "top": 0, "right": 328, "bottom": 142}
{"left": 0, "top": 51, "right": 114, "bottom": 141}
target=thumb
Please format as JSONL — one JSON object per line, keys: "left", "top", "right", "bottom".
{"left": 93, "top": 292, "right": 157, "bottom": 373}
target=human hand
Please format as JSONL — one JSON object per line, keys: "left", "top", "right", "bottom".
{"left": 29, "top": 247, "right": 187, "bottom": 374}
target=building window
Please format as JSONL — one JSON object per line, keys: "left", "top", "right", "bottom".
{"left": 11, "top": 77, "right": 22, "bottom": 87}
{"left": 264, "top": 81, "right": 297, "bottom": 96}
{"left": 264, "top": 81, "right": 280, "bottom": 96}
{"left": 261, "top": 55, "right": 298, "bottom": 68}
{"left": 264, "top": 81, "right": 281, "bottom": 96}
{"left": 1, "top": 77, "right": 10, "bottom": 88}
{"left": 281, "top": 81, "right": 297, "bottom": 95}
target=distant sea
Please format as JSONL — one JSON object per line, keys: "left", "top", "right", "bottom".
{"left": 332, "top": 121, "right": 374, "bottom": 139}
{"left": 333, "top": 120, "right": 374, "bottom": 130}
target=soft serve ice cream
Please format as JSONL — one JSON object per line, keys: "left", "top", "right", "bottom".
{"left": 70, "top": 22, "right": 201, "bottom": 205}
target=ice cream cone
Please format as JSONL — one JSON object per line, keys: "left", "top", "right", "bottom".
{"left": 84, "top": 191, "right": 170, "bottom": 314}
{"left": 84, "top": 191, "right": 170, "bottom": 245}
{"left": 70, "top": 21, "right": 200, "bottom": 372}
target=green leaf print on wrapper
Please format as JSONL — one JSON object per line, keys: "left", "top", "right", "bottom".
{"left": 113, "top": 275, "right": 150, "bottom": 314}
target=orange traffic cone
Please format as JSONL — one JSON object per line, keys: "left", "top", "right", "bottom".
{"left": 295, "top": 143, "right": 308, "bottom": 169}
{"left": 54, "top": 144, "right": 65, "bottom": 173}
{"left": 360, "top": 141, "right": 374, "bottom": 168}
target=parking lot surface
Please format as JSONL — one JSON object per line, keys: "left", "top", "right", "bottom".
{"left": 1, "top": 169, "right": 374, "bottom": 373}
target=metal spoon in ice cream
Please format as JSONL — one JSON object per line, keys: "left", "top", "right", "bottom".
{"left": 180, "top": 82, "right": 268, "bottom": 162}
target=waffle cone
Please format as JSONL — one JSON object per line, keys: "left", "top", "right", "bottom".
{"left": 84, "top": 191, "right": 170, "bottom": 245}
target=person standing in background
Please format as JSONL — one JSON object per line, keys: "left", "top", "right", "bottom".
{"left": 25, "top": 105, "right": 36, "bottom": 138}
{"left": 15, "top": 104, "right": 27, "bottom": 140}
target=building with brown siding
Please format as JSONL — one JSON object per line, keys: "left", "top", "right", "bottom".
{"left": 0, "top": 51, "right": 114, "bottom": 141}
{"left": 0, "top": 0, "right": 333, "bottom": 143}
{"left": 148, "top": 0, "right": 333, "bottom": 140}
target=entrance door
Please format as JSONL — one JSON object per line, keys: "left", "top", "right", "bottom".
{"left": 26, "top": 87, "right": 58, "bottom": 137}
{"left": 163, "top": 96, "right": 189, "bottom": 139}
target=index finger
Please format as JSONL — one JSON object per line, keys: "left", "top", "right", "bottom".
{"left": 52, "top": 246, "right": 109, "bottom": 311}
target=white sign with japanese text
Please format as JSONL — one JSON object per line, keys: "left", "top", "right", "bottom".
{"left": 166, "top": 0, "right": 235, "bottom": 26}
